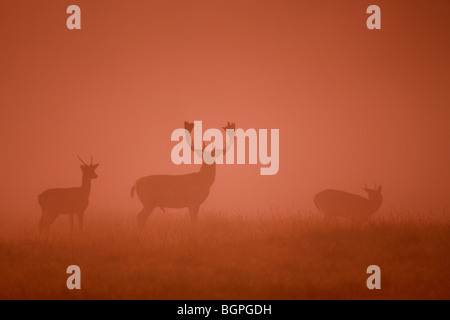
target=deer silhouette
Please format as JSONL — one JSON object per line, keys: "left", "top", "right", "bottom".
{"left": 38, "top": 156, "right": 99, "bottom": 232}
{"left": 131, "top": 121, "right": 235, "bottom": 226}
{"left": 314, "top": 184, "right": 383, "bottom": 222}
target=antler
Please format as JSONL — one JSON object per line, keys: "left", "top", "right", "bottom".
{"left": 90, "top": 155, "right": 93, "bottom": 165}
{"left": 219, "top": 122, "right": 236, "bottom": 156}
{"left": 364, "top": 182, "right": 378, "bottom": 191}
{"left": 183, "top": 121, "right": 236, "bottom": 162}
{"left": 184, "top": 121, "right": 203, "bottom": 159}
{"left": 223, "top": 122, "right": 236, "bottom": 131}
{"left": 207, "top": 122, "right": 236, "bottom": 159}
{"left": 184, "top": 121, "right": 194, "bottom": 134}
{"left": 78, "top": 155, "right": 87, "bottom": 166}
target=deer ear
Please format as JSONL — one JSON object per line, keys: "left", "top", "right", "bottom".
{"left": 93, "top": 164, "right": 99, "bottom": 169}
{"left": 80, "top": 165, "right": 85, "bottom": 170}
{"left": 377, "top": 185, "right": 382, "bottom": 193}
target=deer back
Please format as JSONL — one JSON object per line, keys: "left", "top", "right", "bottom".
{"left": 314, "top": 189, "right": 376, "bottom": 219}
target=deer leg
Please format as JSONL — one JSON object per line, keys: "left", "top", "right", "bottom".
{"left": 69, "top": 214, "right": 74, "bottom": 233}
{"left": 44, "top": 213, "right": 58, "bottom": 232}
{"left": 40, "top": 210, "right": 53, "bottom": 233}
{"left": 77, "top": 213, "right": 84, "bottom": 231}
{"left": 188, "top": 205, "right": 200, "bottom": 224}
{"left": 39, "top": 212, "right": 46, "bottom": 233}
{"left": 137, "top": 205, "right": 155, "bottom": 227}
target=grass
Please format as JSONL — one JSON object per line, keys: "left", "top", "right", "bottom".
{"left": 0, "top": 209, "right": 449, "bottom": 300}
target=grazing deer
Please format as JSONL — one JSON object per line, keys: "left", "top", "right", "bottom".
{"left": 38, "top": 156, "right": 99, "bottom": 232}
{"left": 314, "top": 184, "right": 383, "bottom": 222}
{"left": 131, "top": 121, "right": 235, "bottom": 226}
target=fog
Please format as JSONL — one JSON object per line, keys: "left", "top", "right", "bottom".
{"left": 1, "top": 1, "right": 449, "bottom": 220}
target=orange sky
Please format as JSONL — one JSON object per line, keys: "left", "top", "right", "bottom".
{"left": 1, "top": 0, "right": 449, "bottom": 217}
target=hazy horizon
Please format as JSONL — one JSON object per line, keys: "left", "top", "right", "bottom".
{"left": 1, "top": 1, "right": 449, "bottom": 218}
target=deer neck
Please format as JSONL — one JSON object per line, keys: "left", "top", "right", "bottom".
{"left": 81, "top": 174, "right": 92, "bottom": 196}
{"left": 199, "top": 161, "right": 216, "bottom": 187}
{"left": 368, "top": 196, "right": 383, "bottom": 213}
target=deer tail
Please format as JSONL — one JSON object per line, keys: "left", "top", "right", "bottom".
{"left": 131, "top": 184, "right": 136, "bottom": 199}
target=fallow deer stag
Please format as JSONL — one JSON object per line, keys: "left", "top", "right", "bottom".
{"left": 38, "top": 156, "right": 99, "bottom": 232}
{"left": 131, "top": 121, "right": 235, "bottom": 226}
{"left": 314, "top": 184, "right": 383, "bottom": 222}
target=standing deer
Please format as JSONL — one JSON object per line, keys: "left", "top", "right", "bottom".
{"left": 314, "top": 184, "right": 383, "bottom": 222}
{"left": 38, "top": 156, "right": 99, "bottom": 232}
{"left": 131, "top": 121, "right": 235, "bottom": 226}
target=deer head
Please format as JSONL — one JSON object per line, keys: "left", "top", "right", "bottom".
{"left": 363, "top": 183, "right": 383, "bottom": 205}
{"left": 78, "top": 155, "right": 99, "bottom": 179}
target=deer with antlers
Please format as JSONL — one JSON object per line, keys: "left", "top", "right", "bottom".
{"left": 131, "top": 121, "right": 235, "bottom": 226}
{"left": 314, "top": 184, "right": 383, "bottom": 222}
{"left": 38, "top": 156, "right": 99, "bottom": 232}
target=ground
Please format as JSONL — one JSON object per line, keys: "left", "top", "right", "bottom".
{"left": 0, "top": 209, "right": 449, "bottom": 299}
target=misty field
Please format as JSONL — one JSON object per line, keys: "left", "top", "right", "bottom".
{"left": 0, "top": 209, "right": 449, "bottom": 300}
